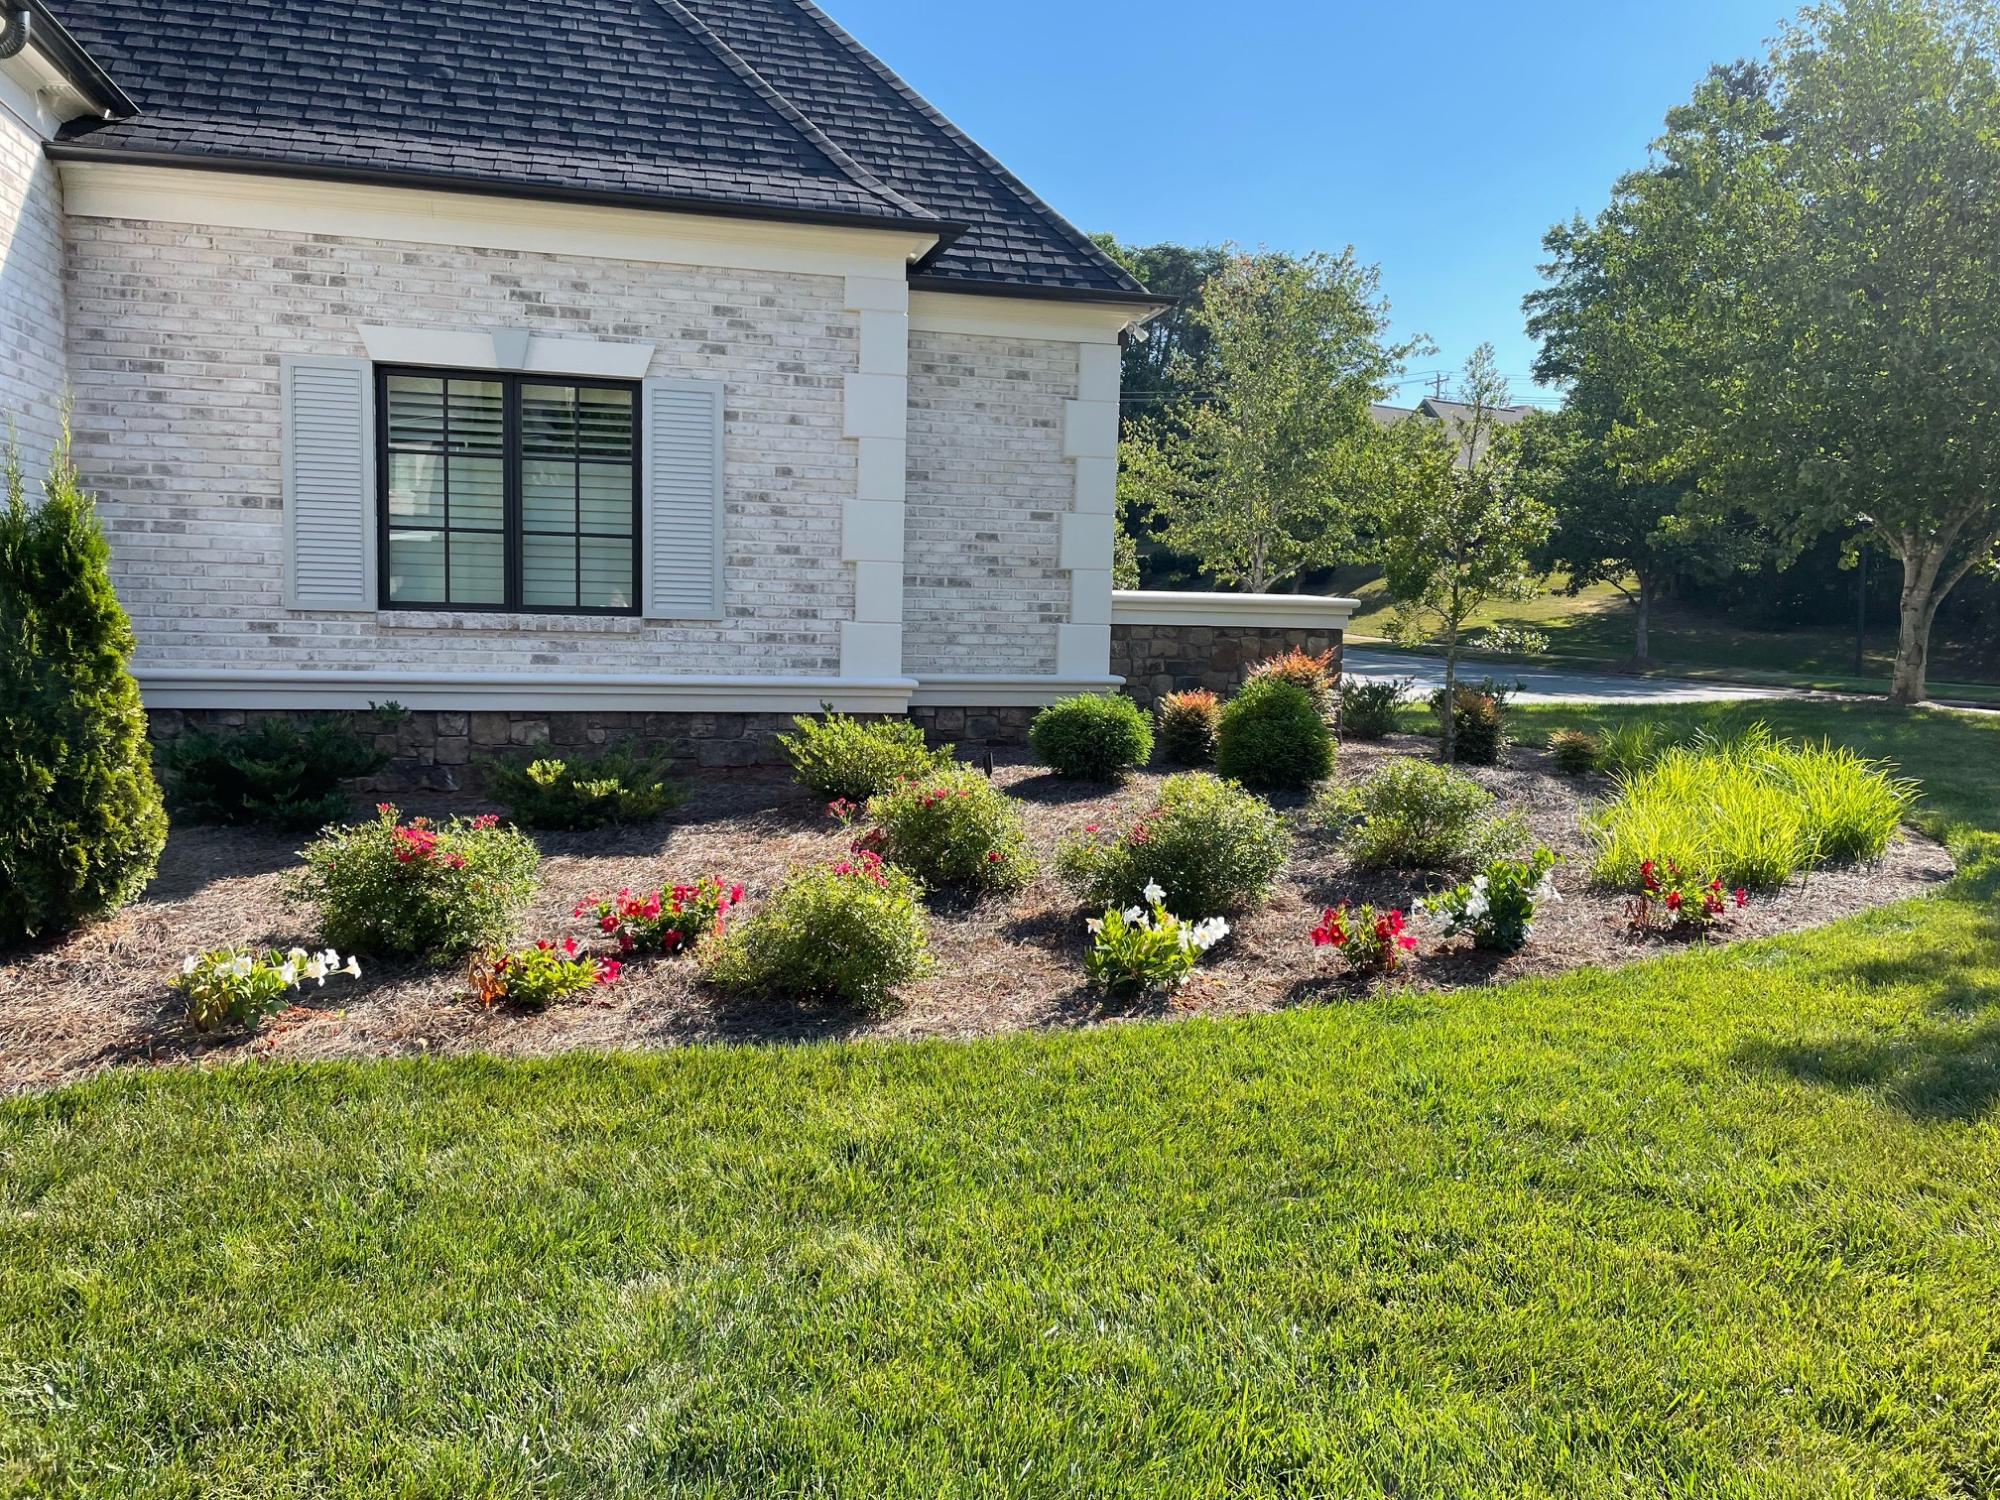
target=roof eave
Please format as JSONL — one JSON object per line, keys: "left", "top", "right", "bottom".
{"left": 907, "top": 272, "right": 1173, "bottom": 311}
{"left": 20, "top": 0, "right": 137, "bottom": 117}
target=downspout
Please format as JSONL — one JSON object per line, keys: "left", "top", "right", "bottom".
{"left": 0, "top": 7, "right": 31, "bottom": 60}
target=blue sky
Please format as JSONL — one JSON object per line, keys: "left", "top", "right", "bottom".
{"left": 827, "top": 0, "right": 1788, "bottom": 407}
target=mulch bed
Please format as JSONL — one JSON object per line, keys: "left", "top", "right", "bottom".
{"left": 0, "top": 735, "right": 1956, "bottom": 1094}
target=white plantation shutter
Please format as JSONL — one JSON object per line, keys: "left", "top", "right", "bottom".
{"left": 281, "top": 356, "right": 375, "bottom": 610}
{"left": 642, "top": 376, "right": 726, "bottom": 620}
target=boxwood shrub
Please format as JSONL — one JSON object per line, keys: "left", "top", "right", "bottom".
{"left": 1030, "top": 693, "right": 1153, "bottom": 780}
{"left": 1214, "top": 676, "right": 1334, "bottom": 790}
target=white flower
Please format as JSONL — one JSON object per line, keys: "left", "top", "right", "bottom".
{"left": 1122, "top": 906, "right": 1144, "bottom": 925}
{"left": 1085, "top": 916, "right": 1104, "bottom": 935}
{"left": 227, "top": 954, "right": 254, "bottom": 979}
{"left": 286, "top": 947, "right": 308, "bottom": 964}
{"left": 1188, "top": 916, "right": 1231, "bottom": 952}
{"left": 343, "top": 956, "right": 362, "bottom": 978}
{"left": 181, "top": 954, "right": 200, "bottom": 975}
{"left": 302, "top": 954, "right": 329, "bottom": 983}
{"left": 1142, "top": 880, "right": 1166, "bottom": 906}
{"left": 277, "top": 962, "right": 298, "bottom": 986}
{"left": 1464, "top": 891, "right": 1490, "bottom": 921}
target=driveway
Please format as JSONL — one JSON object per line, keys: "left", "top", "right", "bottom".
{"left": 1343, "top": 647, "right": 1798, "bottom": 705}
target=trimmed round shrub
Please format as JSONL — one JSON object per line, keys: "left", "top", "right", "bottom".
{"left": 487, "top": 743, "right": 685, "bottom": 830}
{"left": 285, "top": 804, "right": 541, "bottom": 961}
{"left": 704, "top": 853, "right": 930, "bottom": 1013}
{"left": 866, "top": 764, "right": 1034, "bottom": 893}
{"left": 1313, "top": 758, "right": 1522, "bottom": 872}
{"left": 778, "top": 709, "right": 951, "bottom": 802}
{"left": 1056, "top": 771, "right": 1290, "bottom": 916}
{"left": 1547, "top": 728, "right": 1603, "bottom": 776}
{"left": 160, "top": 717, "right": 388, "bottom": 830}
{"left": 1430, "top": 680, "right": 1512, "bottom": 765}
{"left": 1245, "top": 646, "right": 1337, "bottom": 718}
{"left": 1030, "top": 693, "right": 1153, "bottom": 780}
{"left": 1154, "top": 689, "right": 1221, "bottom": 766}
{"left": 1340, "top": 677, "right": 1408, "bottom": 741}
{"left": 1214, "top": 676, "right": 1334, "bottom": 791}
{"left": 1, "top": 438, "right": 167, "bottom": 945}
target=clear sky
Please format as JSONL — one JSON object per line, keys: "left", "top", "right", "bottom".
{"left": 823, "top": 0, "right": 1788, "bottom": 408}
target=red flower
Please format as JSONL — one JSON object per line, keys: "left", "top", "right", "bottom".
{"left": 561, "top": 936, "right": 578, "bottom": 957}
{"left": 596, "top": 958, "right": 623, "bottom": 985}
{"left": 1734, "top": 888, "right": 1748, "bottom": 907}
{"left": 1640, "top": 860, "right": 1659, "bottom": 891}
{"left": 1665, "top": 891, "right": 1683, "bottom": 911}
{"left": 986, "top": 850, "right": 1003, "bottom": 863}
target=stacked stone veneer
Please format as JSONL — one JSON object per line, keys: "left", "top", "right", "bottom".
{"left": 0, "top": 84, "right": 68, "bottom": 480}
{"left": 1110, "top": 621, "right": 1345, "bottom": 711}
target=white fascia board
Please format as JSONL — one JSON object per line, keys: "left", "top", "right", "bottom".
{"left": 909, "top": 674, "right": 1125, "bottom": 707}
{"left": 908, "top": 290, "right": 1155, "bottom": 345}
{"left": 57, "top": 163, "right": 941, "bottom": 280}
{"left": 360, "top": 326, "right": 655, "bottom": 378}
{"left": 134, "top": 669, "right": 918, "bottom": 715}
{"left": 1110, "top": 591, "right": 1361, "bottom": 630}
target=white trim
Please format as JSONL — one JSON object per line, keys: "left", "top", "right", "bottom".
{"left": 57, "top": 163, "right": 942, "bottom": 279}
{"left": 360, "top": 325, "right": 655, "bottom": 379}
{"left": 1111, "top": 590, "right": 1361, "bottom": 630}
{"left": 908, "top": 290, "right": 1155, "bottom": 345}
{"left": 841, "top": 275, "right": 911, "bottom": 679}
{"left": 910, "top": 674, "right": 1125, "bottom": 708}
{"left": 135, "top": 669, "right": 918, "bottom": 715}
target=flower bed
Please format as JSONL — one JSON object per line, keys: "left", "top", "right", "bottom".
{"left": 0, "top": 737, "right": 1954, "bottom": 1091}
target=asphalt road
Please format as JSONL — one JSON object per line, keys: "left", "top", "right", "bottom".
{"left": 1343, "top": 648, "right": 1797, "bottom": 704}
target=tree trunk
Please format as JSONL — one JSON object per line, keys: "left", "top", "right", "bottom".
{"left": 1888, "top": 541, "right": 1954, "bottom": 707}
{"left": 1441, "top": 632, "right": 1459, "bottom": 763}
{"left": 1633, "top": 573, "right": 1652, "bottom": 665}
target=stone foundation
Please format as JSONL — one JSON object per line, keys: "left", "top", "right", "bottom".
{"left": 1109, "top": 622, "right": 1345, "bottom": 711}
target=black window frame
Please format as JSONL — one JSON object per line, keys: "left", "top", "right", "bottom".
{"left": 374, "top": 365, "right": 644, "bottom": 617}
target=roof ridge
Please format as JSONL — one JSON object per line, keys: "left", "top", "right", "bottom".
{"left": 778, "top": 0, "right": 1147, "bottom": 294}
{"left": 645, "top": 0, "right": 940, "bottom": 225}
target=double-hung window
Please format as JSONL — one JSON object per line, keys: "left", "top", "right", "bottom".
{"left": 377, "top": 367, "right": 641, "bottom": 614}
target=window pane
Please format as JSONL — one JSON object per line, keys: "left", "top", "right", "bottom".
{"left": 579, "top": 463, "right": 633, "bottom": 533}
{"left": 522, "top": 533, "right": 577, "bottom": 609}
{"left": 446, "top": 380, "right": 504, "bottom": 455}
{"left": 579, "top": 536, "right": 634, "bottom": 609}
{"left": 385, "top": 377, "right": 444, "bottom": 448}
{"left": 387, "top": 529, "right": 446, "bottom": 604}
{"left": 387, "top": 452, "right": 446, "bottom": 525}
{"left": 578, "top": 388, "right": 635, "bottom": 462}
{"left": 449, "top": 532, "right": 505, "bottom": 605}
{"left": 521, "top": 459, "right": 574, "bottom": 532}
{"left": 449, "top": 455, "right": 505, "bottom": 530}
{"left": 521, "top": 384, "right": 575, "bottom": 460}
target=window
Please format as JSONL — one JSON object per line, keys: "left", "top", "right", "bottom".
{"left": 377, "top": 368, "right": 640, "bottom": 614}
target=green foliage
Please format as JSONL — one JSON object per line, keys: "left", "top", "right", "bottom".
{"left": 1056, "top": 772, "right": 1290, "bottom": 916}
{"left": 1420, "top": 849, "right": 1560, "bottom": 953}
{"left": 1547, "top": 728, "right": 1603, "bottom": 775}
{"left": 1214, "top": 676, "right": 1335, "bottom": 790}
{"left": 1029, "top": 693, "right": 1153, "bottom": 780}
{"left": 1764, "top": 739, "right": 1920, "bottom": 864}
{"left": 1082, "top": 893, "right": 1230, "bottom": 996}
{"left": 175, "top": 945, "right": 360, "bottom": 1035}
{"left": 485, "top": 744, "right": 684, "bottom": 830}
{"left": 865, "top": 765, "right": 1035, "bottom": 894}
{"left": 1315, "top": 758, "right": 1524, "bottom": 872}
{"left": 1428, "top": 680, "right": 1511, "bottom": 766}
{"left": 286, "top": 805, "right": 540, "bottom": 962}
{"left": 1153, "top": 689, "right": 1221, "bottom": 766}
{"left": 778, "top": 709, "right": 950, "bottom": 802}
{"left": 1340, "top": 678, "right": 1408, "bottom": 741}
{"left": 1244, "top": 647, "right": 1337, "bottom": 718}
{"left": 1596, "top": 718, "right": 1677, "bottom": 779}
{"left": 0, "top": 437, "right": 166, "bottom": 945}
{"left": 159, "top": 718, "right": 386, "bottom": 830}
{"left": 468, "top": 939, "right": 616, "bottom": 1009}
{"left": 704, "top": 854, "right": 930, "bottom": 1014}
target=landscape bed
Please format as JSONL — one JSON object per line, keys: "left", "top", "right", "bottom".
{"left": 0, "top": 733, "right": 1951, "bottom": 1093}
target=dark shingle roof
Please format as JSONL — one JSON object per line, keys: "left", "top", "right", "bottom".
{"left": 44, "top": 0, "right": 1155, "bottom": 300}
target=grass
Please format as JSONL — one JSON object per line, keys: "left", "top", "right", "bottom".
{"left": 4, "top": 702, "right": 2000, "bottom": 1496}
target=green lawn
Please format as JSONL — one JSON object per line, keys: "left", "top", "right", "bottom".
{"left": 4, "top": 704, "right": 1999, "bottom": 1497}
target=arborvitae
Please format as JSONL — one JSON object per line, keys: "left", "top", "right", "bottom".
{"left": 0, "top": 432, "right": 166, "bottom": 945}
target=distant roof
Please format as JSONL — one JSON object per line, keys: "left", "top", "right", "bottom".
{"left": 41, "top": 0, "right": 1158, "bottom": 302}
{"left": 1371, "top": 396, "right": 1537, "bottom": 465}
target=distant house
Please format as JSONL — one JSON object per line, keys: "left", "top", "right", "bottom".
{"left": 1370, "top": 397, "right": 1537, "bottom": 466}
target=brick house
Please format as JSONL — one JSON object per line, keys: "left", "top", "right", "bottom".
{"left": 1, "top": 0, "right": 1352, "bottom": 768}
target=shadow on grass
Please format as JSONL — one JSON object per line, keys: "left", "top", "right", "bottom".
{"left": 1736, "top": 1016, "right": 2000, "bottom": 1123}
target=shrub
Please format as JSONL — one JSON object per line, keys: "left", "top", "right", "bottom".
{"left": 1762, "top": 740, "right": 1918, "bottom": 864}
{"left": 703, "top": 852, "right": 930, "bottom": 1013}
{"left": 286, "top": 805, "right": 540, "bottom": 961}
{"left": 1030, "top": 693, "right": 1153, "bottom": 780}
{"left": 779, "top": 709, "right": 950, "bottom": 802}
{"left": 1547, "top": 728, "right": 1603, "bottom": 776}
{"left": 0, "top": 437, "right": 167, "bottom": 945}
{"left": 1245, "top": 647, "right": 1337, "bottom": 719}
{"left": 1214, "top": 676, "right": 1335, "bottom": 791}
{"left": 1315, "top": 758, "right": 1523, "bottom": 872}
{"left": 468, "top": 937, "right": 620, "bottom": 1008}
{"left": 861, "top": 766, "right": 1034, "bottom": 893}
{"left": 176, "top": 945, "right": 360, "bottom": 1035}
{"left": 1154, "top": 689, "right": 1221, "bottom": 766}
{"left": 1082, "top": 882, "right": 1230, "bottom": 995}
{"left": 1623, "top": 859, "right": 1748, "bottom": 937}
{"left": 159, "top": 718, "right": 387, "bottom": 830}
{"left": 1419, "top": 848, "right": 1559, "bottom": 953}
{"left": 1340, "top": 678, "right": 1408, "bottom": 741}
{"left": 574, "top": 877, "right": 743, "bottom": 956}
{"left": 486, "top": 744, "right": 683, "bottom": 830}
{"left": 1472, "top": 625, "right": 1551, "bottom": 656}
{"left": 1596, "top": 719, "right": 1676, "bottom": 779}
{"left": 1056, "top": 772, "right": 1290, "bottom": 915}
{"left": 1430, "top": 679, "right": 1512, "bottom": 765}
{"left": 1310, "top": 904, "right": 1417, "bottom": 976}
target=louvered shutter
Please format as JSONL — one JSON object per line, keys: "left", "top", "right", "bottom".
{"left": 281, "top": 356, "right": 375, "bottom": 610}
{"left": 642, "top": 376, "right": 726, "bottom": 620}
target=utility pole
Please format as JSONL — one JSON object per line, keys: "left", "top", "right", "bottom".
{"left": 1429, "top": 372, "right": 1448, "bottom": 401}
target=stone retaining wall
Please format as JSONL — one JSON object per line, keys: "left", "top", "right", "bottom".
{"left": 1109, "top": 622, "right": 1345, "bottom": 711}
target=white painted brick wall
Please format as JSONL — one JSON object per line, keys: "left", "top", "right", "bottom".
{"left": 904, "top": 330, "right": 1074, "bottom": 674}
{"left": 63, "top": 218, "right": 862, "bottom": 676}
{"left": 0, "top": 99, "right": 67, "bottom": 481}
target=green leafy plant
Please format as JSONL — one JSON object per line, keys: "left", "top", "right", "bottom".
{"left": 1154, "top": 689, "right": 1221, "bottom": 766}
{"left": 1030, "top": 694, "right": 1154, "bottom": 780}
{"left": 1340, "top": 678, "right": 1408, "bottom": 741}
{"left": 1419, "top": 848, "right": 1560, "bottom": 953}
{"left": 159, "top": 718, "right": 387, "bottom": 830}
{"left": 1, "top": 435, "right": 166, "bottom": 945}
{"left": 855, "top": 766, "right": 1034, "bottom": 893}
{"left": 1596, "top": 719, "right": 1677, "bottom": 779}
{"left": 1214, "top": 676, "right": 1335, "bottom": 790}
{"left": 574, "top": 878, "right": 744, "bottom": 956}
{"left": 286, "top": 805, "right": 540, "bottom": 962}
{"left": 486, "top": 744, "right": 684, "bottom": 830}
{"left": 1429, "top": 679, "right": 1512, "bottom": 766}
{"left": 1547, "top": 728, "right": 1603, "bottom": 776}
{"left": 1623, "top": 859, "right": 1748, "bottom": 937}
{"left": 1244, "top": 647, "right": 1337, "bottom": 719}
{"left": 1082, "top": 881, "right": 1230, "bottom": 995}
{"left": 1056, "top": 772, "right": 1290, "bottom": 916}
{"left": 467, "top": 937, "right": 619, "bottom": 1009}
{"left": 1761, "top": 740, "right": 1919, "bottom": 865}
{"left": 175, "top": 945, "right": 361, "bottom": 1035}
{"left": 704, "top": 852, "right": 931, "bottom": 1014}
{"left": 1310, "top": 903, "right": 1417, "bottom": 976}
{"left": 1314, "top": 759, "right": 1523, "bottom": 872}
{"left": 778, "top": 709, "right": 951, "bottom": 802}
{"left": 1472, "top": 625, "right": 1551, "bottom": 656}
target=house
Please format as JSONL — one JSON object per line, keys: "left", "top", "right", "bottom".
{"left": 1369, "top": 396, "right": 1536, "bottom": 467}
{"left": 1, "top": 0, "right": 1350, "bottom": 772}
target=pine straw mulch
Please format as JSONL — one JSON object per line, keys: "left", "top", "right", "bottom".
{"left": 0, "top": 736, "right": 1957, "bottom": 1094}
